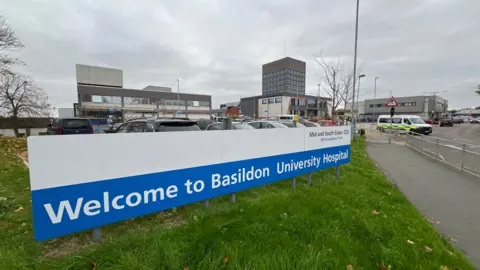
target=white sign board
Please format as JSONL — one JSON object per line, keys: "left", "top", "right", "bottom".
{"left": 28, "top": 126, "right": 351, "bottom": 240}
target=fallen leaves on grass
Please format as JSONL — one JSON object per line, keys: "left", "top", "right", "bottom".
{"left": 372, "top": 210, "right": 380, "bottom": 215}
{"left": 407, "top": 240, "right": 414, "bottom": 245}
{"left": 346, "top": 264, "right": 353, "bottom": 270}
{"left": 184, "top": 267, "right": 189, "bottom": 270}
{"left": 379, "top": 264, "right": 388, "bottom": 270}
{"left": 24, "top": 186, "right": 29, "bottom": 190}
{"left": 424, "top": 246, "right": 433, "bottom": 253}
{"left": 308, "top": 244, "right": 312, "bottom": 249}
{"left": 223, "top": 256, "right": 230, "bottom": 264}
{"left": 89, "top": 261, "right": 97, "bottom": 270}
{"left": 440, "top": 266, "right": 448, "bottom": 270}
{"left": 14, "top": 206, "right": 24, "bottom": 212}
{"left": 0, "top": 222, "right": 12, "bottom": 227}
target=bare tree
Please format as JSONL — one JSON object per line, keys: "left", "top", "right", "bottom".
{"left": 0, "top": 15, "right": 24, "bottom": 72}
{"left": 0, "top": 71, "right": 52, "bottom": 136}
{"left": 475, "top": 84, "right": 480, "bottom": 95}
{"left": 314, "top": 53, "right": 354, "bottom": 118}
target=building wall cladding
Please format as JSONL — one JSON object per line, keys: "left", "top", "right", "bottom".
{"left": 262, "top": 57, "right": 306, "bottom": 74}
{"left": 76, "top": 64, "right": 123, "bottom": 88}
{"left": 241, "top": 94, "right": 331, "bottom": 118}
{"left": 364, "top": 96, "right": 447, "bottom": 115}
{"left": 262, "top": 57, "right": 306, "bottom": 96}
{"left": 77, "top": 85, "right": 211, "bottom": 103}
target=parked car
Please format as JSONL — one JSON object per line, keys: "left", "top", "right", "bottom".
{"left": 470, "top": 117, "right": 480, "bottom": 124}
{"left": 47, "top": 118, "right": 94, "bottom": 135}
{"left": 113, "top": 118, "right": 200, "bottom": 133}
{"left": 247, "top": 121, "right": 288, "bottom": 129}
{"left": 300, "top": 120, "right": 320, "bottom": 127}
{"left": 439, "top": 119, "right": 454, "bottom": 127}
{"left": 279, "top": 121, "right": 306, "bottom": 128}
{"left": 423, "top": 119, "right": 439, "bottom": 125}
{"left": 316, "top": 120, "right": 334, "bottom": 127}
{"left": 205, "top": 122, "right": 254, "bottom": 130}
{"left": 451, "top": 117, "right": 465, "bottom": 124}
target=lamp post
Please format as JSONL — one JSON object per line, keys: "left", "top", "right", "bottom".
{"left": 373, "top": 77, "right": 379, "bottom": 120}
{"left": 355, "top": 74, "right": 366, "bottom": 121}
{"left": 351, "top": 0, "right": 361, "bottom": 133}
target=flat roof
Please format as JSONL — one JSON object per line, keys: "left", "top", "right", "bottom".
{"left": 241, "top": 93, "right": 331, "bottom": 101}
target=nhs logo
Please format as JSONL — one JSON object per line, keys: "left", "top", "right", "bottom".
{"left": 344, "top": 129, "right": 349, "bottom": 135}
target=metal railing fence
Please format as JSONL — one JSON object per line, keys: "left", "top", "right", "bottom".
{"left": 405, "top": 133, "right": 480, "bottom": 177}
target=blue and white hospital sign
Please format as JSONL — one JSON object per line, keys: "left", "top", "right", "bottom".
{"left": 28, "top": 126, "right": 351, "bottom": 240}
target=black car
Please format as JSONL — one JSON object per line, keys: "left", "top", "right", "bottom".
{"left": 113, "top": 118, "right": 201, "bottom": 133}
{"left": 47, "top": 118, "right": 94, "bottom": 135}
{"left": 439, "top": 119, "right": 454, "bottom": 127}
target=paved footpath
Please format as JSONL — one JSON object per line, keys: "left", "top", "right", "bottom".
{"left": 367, "top": 142, "right": 480, "bottom": 267}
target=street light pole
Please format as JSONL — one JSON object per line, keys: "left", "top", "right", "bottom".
{"left": 351, "top": 0, "right": 361, "bottom": 132}
{"left": 373, "top": 77, "right": 379, "bottom": 120}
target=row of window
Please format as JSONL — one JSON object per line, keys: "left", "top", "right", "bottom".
{"left": 265, "top": 85, "right": 304, "bottom": 92}
{"left": 265, "top": 89, "right": 305, "bottom": 95}
{"left": 264, "top": 79, "right": 305, "bottom": 87}
{"left": 87, "top": 95, "right": 210, "bottom": 107}
{"left": 369, "top": 102, "right": 417, "bottom": 108}
{"left": 260, "top": 97, "right": 327, "bottom": 108}
{"left": 262, "top": 97, "right": 283, "bottom": 104}
{"left": 263, "top": 74, "right": 305, "bottom": 83}
{"left": 263, "top": 69, "right": 305, "bottom": 78}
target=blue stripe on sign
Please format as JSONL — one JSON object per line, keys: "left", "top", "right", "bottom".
{"left": 32, "top": 144, "right": 350, "bottom": 240}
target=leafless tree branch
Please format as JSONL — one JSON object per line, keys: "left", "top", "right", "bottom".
{"left": 0, "top": 15, "right": 24, "bottom": 71}
{"left": 314, "top": 52, "right": 354, "bottom": 118}
{"left": 0, "top": 72, "right": 52, "bottom": 136}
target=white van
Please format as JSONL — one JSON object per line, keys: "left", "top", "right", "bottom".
{"left": 276, "top": 115, "right": 299, "bottom": 121}
{"left": 377, "top": 115, "right": 433, "bottom": 135}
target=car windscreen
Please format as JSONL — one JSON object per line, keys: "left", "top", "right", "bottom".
{"left": 279, "top": 116, "right": 292, "bottom": 120}
{"left": 410, "top": 118, "right": 425, "bottom": 124}
{"left": 233, "top": 123, "right": 254, "bottom": 129}
{"left": 62, "top": 119, "right": 90, "bottom": 129}
{"left": 156, "top": 122, "right": 200, "bottom": 132}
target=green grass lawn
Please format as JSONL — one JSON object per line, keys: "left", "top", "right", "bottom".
{"left": 0, "top": 136, "right": 474, "bottom": 269}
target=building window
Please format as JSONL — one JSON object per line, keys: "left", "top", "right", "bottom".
{"left": 91, "top": 95, "right": 122, "bottom": 104}
{"left": 124, "top": 97, "right": 152, "bottom": 105}
{"left": 268, "top": 98, "right": 275, "bottom": 104}
{"left": 369, "top": 104, "right": 374, "bottom": 108}
{"left": 275, "top": 97, "right": 282, "bottom": 103}
{"left": 262, "top": 99, "right": 268, "bottom": 104}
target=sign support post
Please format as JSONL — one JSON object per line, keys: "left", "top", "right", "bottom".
{"left": 92, "top": 227, "right": 101, "bottom": 242}
{"left": 292, "top": 120, "right": 297, "bottom": 190}
{"left": 386, "top": 96, "right": 398, "bottom": 144}
{"left": 222, "top": 118, "right": 236, "bottom": 204}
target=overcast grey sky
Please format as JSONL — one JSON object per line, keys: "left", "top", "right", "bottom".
{"left": 1, "top": 0, "right": 479, "bottom": 109}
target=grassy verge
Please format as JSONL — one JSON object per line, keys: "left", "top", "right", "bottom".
{"left": 0, "top": 136, "right": 474, "bottom": 269}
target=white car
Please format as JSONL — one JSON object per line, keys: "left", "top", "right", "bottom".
{"left": 248, "top": 121, "right": 288, "bottom": 129}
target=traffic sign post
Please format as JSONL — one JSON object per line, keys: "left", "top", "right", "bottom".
{"left": 386, "top": 96, "right": 398, "bottom": 142}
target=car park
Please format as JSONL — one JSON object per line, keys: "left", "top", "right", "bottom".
{"left": 205, "top": 122, "right": 254, "bottom": 130}
{"left": 247, "top": 121, "right": 288, "bottom": 129}
{"left": 113, "top": 118, "right": 200, "bottom": 133}
{"left": 47, "top": 118, "right": 94, "bottom": 135}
